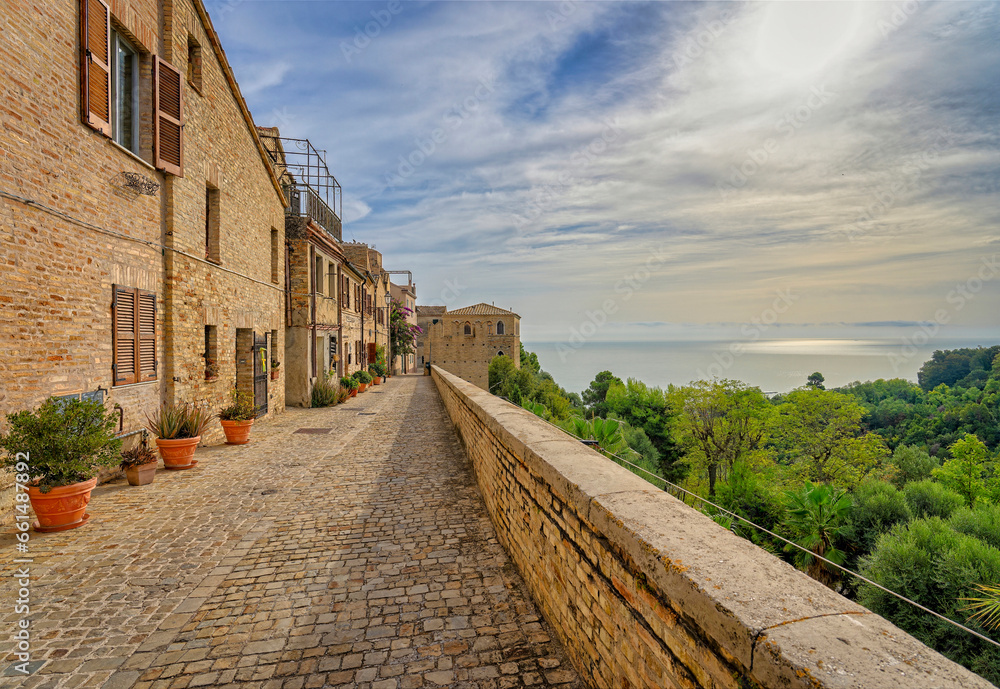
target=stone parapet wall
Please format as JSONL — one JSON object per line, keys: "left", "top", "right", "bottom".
{"left": 431, "top": 365, "right": 992, "bottom": 689}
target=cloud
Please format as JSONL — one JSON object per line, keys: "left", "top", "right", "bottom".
{"left": 212, "top": 1, "right": 1000, "bottom": 342}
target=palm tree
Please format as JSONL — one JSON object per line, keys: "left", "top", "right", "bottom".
{"left": 783, "top": 481, "right": 852, "bottom": 587}
{"left": 960, "top": 584, "right": 1000, "bottom": 631}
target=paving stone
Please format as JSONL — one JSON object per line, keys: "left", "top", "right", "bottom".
{"left": 0, "top": 377, "right": 581, "bottom": 689}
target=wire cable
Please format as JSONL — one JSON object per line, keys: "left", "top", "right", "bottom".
{"left": 496, "top": 395, "right": 1000, "bottom": 650}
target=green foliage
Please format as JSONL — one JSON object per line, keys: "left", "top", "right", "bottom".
{"left": 219, "top": 389, "right": 256, "bottom": 421}
{"left": 353, "top": 370, "right": 373, "bottom": 384}
{"left": 949, "top": 503, "right": 1000, "bottom": 551}
{"left": 782, "top": 481, "right": 852, "bottom": 586}
{"left": 671, "top": 379, "right": 774, "bottom": 496}
{"left": 145, "top": 402, "right": 212, "bottom": 440}
{"left": 961, "top": 585, "right": 1000, "bottom": 632}
{"left": 715, "top": 462, "right": 786, "bottom": 552}
{"left": 607, "top": 378, "right": 684, "bottom": 483}
{"left": 368, "top": 361, "right": 387, "bottom": 378}
{"left": 520, "top": 343, "right": 540, "bottom": 374}
{"left": 0, "top": 397, "right": 123, "bottom": 492}
{"left": 934, "top": 433, "right": 991, "bottom": 507}
{"left": 918, "top": 346, "right": 1000, "bottom": 391}
{"left": 859, "top": 518, "right": 1000, "bottom": 684}
{"left": 903, "top": 479, "right": 966, "bottom": 519}
{"left": 340, "top": 376, "right": 359, "bottom": 391}
{"left": 582, "top": 371, "right": 623, "bottom": 418}
{"left": 889, "top": 444, "right": 938, "bottom": 487}
{"left": 806, "top": 372, "right": 825, "bottom": 390}
{"left": 389, "top": 300, "right": 420, "bottom": 357}
{"left": 312, "top": 374, "right": 341, "bottom": 407}
{"left": 843, "top": 480, "right": 911, "bottom": 571}
{"left": 777, "top": 389, "right": 889, "bottom": 488}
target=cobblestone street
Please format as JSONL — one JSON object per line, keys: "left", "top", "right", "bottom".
{"left": 0, "top": 376, "right": 582, "bottom": 689}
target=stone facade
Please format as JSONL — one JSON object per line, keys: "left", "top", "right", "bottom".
{"left": 0, "top": 0, "right": 287, "bottom": 515}
{"left": 432, "top": 366, "right": 993, "bottom": 689}
{"left": 425, "top": 303, "right": 520, "bottom": 389}
{"left": 342, "top": 242, "right": 392, "bottom": 375}
{"left": 390, "top": 280, "right": 417, "bottom": 373}
{"left": 415, "top": 305, "right": 446, "bottom": 372}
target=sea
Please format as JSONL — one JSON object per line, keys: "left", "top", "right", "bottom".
{"left": 524, "top": 338, "right": 998, "bottom": 396}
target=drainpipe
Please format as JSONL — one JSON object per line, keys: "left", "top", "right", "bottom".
{"left": 310, "top": 245, "right": 317, "bottom": 380}
{"left": 336, "top": 263, "right": 343, "bottom": 378}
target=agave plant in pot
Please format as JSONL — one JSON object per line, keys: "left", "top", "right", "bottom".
{"left": 0, "top": 397, "right": 122, "bottom": 532}
{"left": 120, "top": 434, "right": 158, "bottom": 486}
{"left": 145, "top": 402, "right": 212, "bottom": 470}
{"left": 219, "top": 389, "right": 256, "bottom": 444}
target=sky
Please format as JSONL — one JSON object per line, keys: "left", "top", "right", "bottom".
{"left": 209, "top": 0, "right": 1000, "bottom": 345}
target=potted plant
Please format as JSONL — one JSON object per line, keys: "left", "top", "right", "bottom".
{"left": 219, "top": 389, "right": 256, "bottom": 444}
{"left": 205, "top": 359, "right": 219, "bottom": 382}
{"left": 145, "top": 402, "right": 212, "bottom": 470}
{"left": 368, "top": 362, "right": 386, "bottom": 385}
{"left": 0, "top": 397, "right": 122, "bottom": 532}
{"left": 353, "top": 370, "right": 372, "bottom": 392}
{"left": 270, "top": 357, "right": 280, "bottom": 381}
{"left": 120, "top": 434, "right": 157, "bottom": 486}
{"left": 340, "top": 376, "right": 359, "bottom": 398}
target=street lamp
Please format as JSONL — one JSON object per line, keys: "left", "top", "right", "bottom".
{"left": 384, "top": 292, "right": 392, "bottom": 374}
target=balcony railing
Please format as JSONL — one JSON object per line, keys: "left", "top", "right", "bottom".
{"left": 287, "top": 183, "right": 342, "bottom": 241}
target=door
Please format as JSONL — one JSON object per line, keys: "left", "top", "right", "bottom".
{"left": 252, "top": 332, "right": 268, "bottom": 418}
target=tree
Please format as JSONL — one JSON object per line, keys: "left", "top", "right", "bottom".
{"left": 934, "top": 433, "right": 991, "bottom": 507}
{"left": 842, "top": 479, "right": 911, "bottom": 580}
{"left": 806, "top": 372, "right": 826, "bottom": 390}
{"left": 903, "top": 479, "right": 966, "bottom": 519}
{"left": 606, "top": 379, "right": 685, "bottom": 483}
{"left": 519, "top": 343, "right": 540, "bottom": 374}
{"left": 859, "top": 518, "right": 1000, "bottom": 684}
{"left": 777, "top": 389, "right": 889, "bottom": 488}
{"left": 389, "top": 299, "right": 421, "bottom": 360}
{"left": 889, "top": 444, "right": 938, "bottom": 487}
{"left": 782, "top": 481, "right": 852, "bottom": 587}
{"left": 671, "top": 380, "right": 774, "bottom": 496}
{"left": 582, "top": 371, "right": 623, "bottom": 418}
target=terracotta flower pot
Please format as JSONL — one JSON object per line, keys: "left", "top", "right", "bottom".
{"left": 155, "top": 436, "right": 201, "bottom": 470}
{"left": 349, "top": 388, "right": 357, "bottom": 398}
{"left": 270, "top": 371, "right": 280, "bottom": 380}
{"left": 125, "top": 462, "right": 157, "bottom": 486}
{"left": 28, "top": 477, "right": 97, "bottom": 532}
{"left": 221, "top": 418, "right": 254, "bottom": 445}
{"left": 372, "top": 376, "right": 383, "bottom": 385}
{"left": 358, "top": 382, "right": 368, "bottom": 392}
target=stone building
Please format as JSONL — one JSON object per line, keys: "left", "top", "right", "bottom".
{"left": 0, "top": 0, "right": 287, "bottom": 460}
{"left": 342, "top": 242, "right": 392, "bottom": 373}
{"left": 415, "top": 305, "right": 446, "bottom": 371}
{"left": 257, "top": 128, "right": 344, "bottom": 405}
{"left": 423, "top": 304, "right": 521, "bottom": 389}
{"left": 390, "top": 280, "right": 418, "bottom": 373}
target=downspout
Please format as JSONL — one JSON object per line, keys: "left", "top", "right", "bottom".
{"left": 284, "top": 240, "right": 292, "bottom": 327}
{"left": 336, "top": 263, "right": 343, "bottom": 378}
{"left": 310, "top": 244, "right": 317, "bottom": 380}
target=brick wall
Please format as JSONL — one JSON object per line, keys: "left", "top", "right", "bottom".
{"left": 431, "top": 366, "right": 992, "bottom": 689}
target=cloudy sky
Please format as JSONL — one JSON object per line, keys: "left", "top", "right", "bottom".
{"left": 209, "top": 0, "right": 1000, "bottom": 344}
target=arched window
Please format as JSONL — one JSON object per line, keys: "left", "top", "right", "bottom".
{"left": 497, "top": 350, "right": 504, "bottom": 357}
{"left": 464, "top": 322, "right": 472, "bottom": 335}
{"left": 496, "top": 320, "right": 505, "bottom": 335}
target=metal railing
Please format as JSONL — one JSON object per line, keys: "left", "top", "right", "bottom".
{"left": 287, "top": 183, "right": 342, "bottom": 241}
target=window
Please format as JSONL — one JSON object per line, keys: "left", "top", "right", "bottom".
{"left": 328, "top": 263, "right": 336, "bottom": 297}
{"left": 497, "top": 351, "right": 505, "bottom": 357}
{"left": 496, "top": 320, "right": 505, "bottom": 335}
{"left": 113, "top": 285, "right": 156, "bottom": 385}
{"left": 204, "top": 325, "right": 218, "bottom": 377}
{"left": 187, "top": 36, "right": 203, "bottom": 93}
{"left": 205, "top": 184, "right": 220, "bottom": 262}
{"left": 314, "top": 255, "right": 324, "bottom": 295}
{"left": 111, "top": 30, "right": 138, "bottom": 152}
{"left": 464, "top": 322, "right": 472, "bottom": 336}
{"left": 270, "top": 229, "right": 279, "bottom": 283}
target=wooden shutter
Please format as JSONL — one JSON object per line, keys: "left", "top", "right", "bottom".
{"left": 80, "top": 0, "right": 112, "bottom": 136}
{"left": 154, "top": 56, "right": 184, "bottom": 176}
{"left": 112, "top": 286, "right": 137, "bottom": 385}
{"left": 367, "top": 343, "right": 377, "bottom": 363}
{"left": 138, "top": 290, "right": 157, "bottom": 381}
